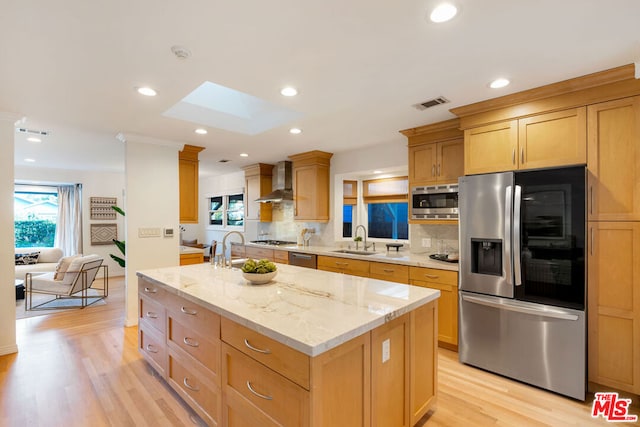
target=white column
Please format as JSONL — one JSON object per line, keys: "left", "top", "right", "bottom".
{"left": 0, "top": 112, "right": 22, "bottom": 355}
{"left": 121, "top": 134, "right": 183, "bottom": 327}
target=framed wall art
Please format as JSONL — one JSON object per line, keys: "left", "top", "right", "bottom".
{"left": 91, "top": 223, "right": 117, "bottom": 245}
{"left": 90, "top": 197, "right": 118, "bottom": 220}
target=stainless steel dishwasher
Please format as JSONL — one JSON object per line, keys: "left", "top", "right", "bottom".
{"left": 288, "top": 252, "right": 317, "bottom": 269}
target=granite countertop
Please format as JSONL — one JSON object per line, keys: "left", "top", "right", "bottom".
{"left": 243, "top": 242, "right": 459, "bottom": 272}
{"left": 137, "top": 263, "right": 440, "bottom": 357}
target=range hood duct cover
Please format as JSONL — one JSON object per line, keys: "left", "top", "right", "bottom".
{"left": 256, "top": 161, "right": 293, "bottom": 202}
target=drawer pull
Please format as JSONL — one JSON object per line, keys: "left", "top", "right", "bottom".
{"left": 244, "top": 338, "right": 271, "bottom": 355}
{"left": 183, "top": 337, "right": 200, "bottom": 348}
{"left": 424, "top": 274, "right": 439, "bottom": 279}
{"left": 246, "top": 381, "right": 273, "bottom": 400}
{"left": 183, "top": 377, "right": 200, "bottom": 392}
{"left": 145, "top": 311, "right": 158, "bottom": 319}
{"left": 144, "top": 287, "right": 157, "bottom": 294}
{"left": 181, "top": 306, "right": 198, "bottom": 315}
{"left": 145, "top": 344, "right": 158, "bottom": 353}
{"left": 335, "top": 262, "right": 349, "bottom": 266}
{"left": 383, "top": 269, "right": 395, "bottom": 273}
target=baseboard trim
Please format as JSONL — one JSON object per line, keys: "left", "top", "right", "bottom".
{"left": 0, "top": 343, "right": 19, "bottom": 356}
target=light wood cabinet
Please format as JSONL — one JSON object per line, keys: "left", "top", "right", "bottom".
{"left": 317, "top": 255, "right": 370, "bottom": 278}
{"left": 243, "top": 163, "right": 274, "bottom": 222}
{"left": 409, "top": 139, "right": 464, "bottom": 185}
{"left": 588, "top": 222, "right": 640, "bottom": 394}
{"left": 587, "top": 96, "right": 640, "bottom": 221}
{"left": 410, "top": 266, "right": 458, "bottom": 349}
{"left": 369, "top": 261, "right": 409, "bottom": 284}
{"left": 464, "top": 108, "right": 586, "bottom": 174}
{"left": 288, "top": 151, "right": 333, "bottom": 222}
{"left": 180, "top": 252, "right": 203, "bottom": 265}
{"left": 179, "top": 145, "right": 205, "bottom": 223}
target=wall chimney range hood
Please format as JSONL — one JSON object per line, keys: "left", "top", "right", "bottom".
{"left": 256, "top": 161, "right": 293, "bottom": 203}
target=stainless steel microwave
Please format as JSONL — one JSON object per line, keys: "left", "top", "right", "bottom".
{"left": 411, "top": 184, "right": 459, "bottom": 220}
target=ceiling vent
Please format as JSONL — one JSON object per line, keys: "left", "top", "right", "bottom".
{"left": 413, "top": 96, "right": 450, "bottom": 111}
{"left": 218, "top": 159, "right": 230, "bottom": 163}
{"left": 16, "top": 128, "right": 50, "bottom": 136}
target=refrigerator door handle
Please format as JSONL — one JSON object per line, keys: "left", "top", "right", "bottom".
{"left": 513, "top": 185, "right": 522, "bottom": 286}
{"left": 461, "top": 294, "right": 579, "bottom": 321}
{"left": 504, "top": 185, "right": 513, "bottom": 286}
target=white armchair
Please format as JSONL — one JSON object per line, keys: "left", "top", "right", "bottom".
{"left": 25, "top": 255, "right": 108, "bottom": 311}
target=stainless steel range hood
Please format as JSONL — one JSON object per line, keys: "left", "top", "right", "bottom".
{"left": 256, "top": 161, "right": 293, "bottom": 203}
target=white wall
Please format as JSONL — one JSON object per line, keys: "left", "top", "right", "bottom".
{"left": 14, "top": 165, "right": 126, "bottom": 276}
{"left": 0, "top": 113, "right": 20, "bottom": 356}
{"left": 124, "top": 138, "right": 181, "bottom": 326}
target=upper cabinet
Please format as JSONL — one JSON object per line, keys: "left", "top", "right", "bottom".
{"left": 401, "top": 118, "right": 464, "bottom": 187}
{"left": 243, "top": 163, "right": 274, "bottom": 222}
{"left": 464, "top": 108, "right": 587, "bottom": 175}
{"left": 288, "top": 150, "right": 333, "bottom": 222}
{"left": 587, "top": 96, "right": 640, "bottom": 221}
{"left": 179, "top": 145, "right": 205, "bottom": 224}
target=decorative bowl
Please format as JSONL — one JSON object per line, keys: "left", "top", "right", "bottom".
{"left": 242, "top": 270, "right": 277, "bottom": 285}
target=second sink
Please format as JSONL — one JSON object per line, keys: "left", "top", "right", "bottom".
{"left": 332, "top": 249, "right": 377, "bottom": 256}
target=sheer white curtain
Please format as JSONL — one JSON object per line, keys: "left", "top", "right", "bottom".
{"left": 54, "top": 184, "right": 83, "bottom": 256}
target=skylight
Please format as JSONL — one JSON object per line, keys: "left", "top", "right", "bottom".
{"left": 163, "top": 82, "right": 304, "bottom": 135}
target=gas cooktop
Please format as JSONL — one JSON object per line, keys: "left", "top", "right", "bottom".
{"left": 249, "top": 240, "right": 297, "bottom": 246}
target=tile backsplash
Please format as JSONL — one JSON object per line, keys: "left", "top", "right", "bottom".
{"left": 409, "top": 223, "right": 459, "bottom": 255}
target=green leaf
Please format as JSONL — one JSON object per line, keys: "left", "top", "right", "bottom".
{"left": 110, "top": 254, "right": 125, "bottom": 268}
{"left": 111, "top": 206, "right": 125, "bottom": 216}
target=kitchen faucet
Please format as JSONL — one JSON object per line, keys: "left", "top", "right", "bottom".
{"left": 221, "top": 231, "right": 245, "bottom": 268}
{"left": 355, "top": 225, "right": 368, "bottom": 251}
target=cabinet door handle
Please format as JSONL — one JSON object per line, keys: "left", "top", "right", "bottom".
{"left": 247, "top": 381, "right": 273, "bottom": 400}
{"left": 183, "top": 337, "right": 200, "bottom": 348}
{"left": 590, "top": 186, "right": 594, "bottom": 215}
{"left": 437, "top": 163, "right": 441, "bottom": 176}
{"left": 424, "top": 274, "right": 439, "bottom": 279}
{"left": 183, "top": 377, "right": 200, "bottom": 392}
{"left": 383, "top": 269, "right": 395, "bottom": 273}
{"left": 520, "top": 147, "right": 524, "bottom": 164}
{"left": 181, "top": 306, "right": 197, "bottom": 315}
{"left": 144, "top": 287, "right": 157, "bottom": 294}
{"left": 244, "top": 338, "right": 271, "bottom": 354}
{"left": 512, "top": 148, "right": 516, "bottom": 165}
{"left": 145, "top": 311, "right": 158, "bottom": 319}
{"left": 145, "top": 344, "right": 158, "bottom": 354}
{"left": 590, "top": 227, "right": 594, "bottom": 256}
{"left": 432, "top": 164, "right": 436, "bottom": 177}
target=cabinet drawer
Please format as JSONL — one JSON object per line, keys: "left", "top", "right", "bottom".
{"left": 180, "top": 252, "right": 203, "bottom": 265}
{"left": 245, "top": 246, "right": 275, "bottom": 260}
{"left": 139, "top": 320, "right": 166, "bottom": 376}
{"left": 165, "top": 293, "right": 221, "bottom": 338}
{"left": 222, "top": 343, "right": 309, "bottom": 427}
{"left": 409, "top": 266, "right": 457, "bottom": 286}
{"left": 273, "top": 249, "right": 289, "bottom": 264}
{"left": 369, "top": 262, "right": 409, "bottom": 283}
{"left": 139, "top": 278, "right": 167, "bottom": 303}
{"left": 168, "top": 315, "right": 220, "bottom": 380}
{"left": 139, "top": 295, "right": 165, "bottom": 334}
{"left": 221, "top": 317, "right": 310, "bottom": 389}
{"left": 317, "top": 256, "right": 369, "bottom": 277}
{"left": 168, "top": 350, "right": 221, "bottom": 426}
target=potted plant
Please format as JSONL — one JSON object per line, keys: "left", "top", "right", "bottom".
{"left": 110, "top": 206, "right": 125, "bottom": 267}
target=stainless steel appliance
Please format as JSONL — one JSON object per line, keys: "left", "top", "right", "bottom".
{"left": 411, "top": 183, "right": 458, "bottom": 220}
{"left": 288, "top": 252, "right": 317, "bottom": 269}
{"left": 458, "top": 166, "right": 586, "bottom": 400}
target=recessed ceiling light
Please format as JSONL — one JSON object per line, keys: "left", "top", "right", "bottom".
{"left": 430, "top": 3, "right": 458, "bottom": 23}
{"left": 26, "top": 137, "right": 41, "bottom": 143}
{"left": 137, "top": 87, "right": 157, "bottom": 96}
{"left": 280, "top": 87, "right": 298, "bottom": 97}
{"left": 373, "top": 170, "right": 383, "bottom": 174}
{"left": 194, "top": 128, "right": 208, "bottom": 135}
{"left": 24, "top": 158, "right": 35, "bottom": 163}
{"left": 489, "top": 78, "right": 510, "bottom": 89}
{"left": 289, "top": 128, "right": 302, "bottom": 134}
{"left": 240, "top": 153, "right": 249, "bottom": 157}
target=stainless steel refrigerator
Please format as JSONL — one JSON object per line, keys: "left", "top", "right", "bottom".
{"left": 458, "top": 166, "right": 586, "bottom": 400}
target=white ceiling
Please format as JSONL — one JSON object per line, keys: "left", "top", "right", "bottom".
{"left": 3, "top": 0, "right": 640, "bottom": 177}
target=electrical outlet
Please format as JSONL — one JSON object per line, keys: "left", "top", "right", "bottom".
{"left": 382, "top": 339, "right": 390, "bottom": 363}
{"left": 422, "top": 238, "right": 431, "bottom": 248}
{"left": 138, "top": 227, "right": 161, "bottom": 238}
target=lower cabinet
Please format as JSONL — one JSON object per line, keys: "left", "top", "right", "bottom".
{"left": 317, "top": 255, "right": 370, "bottom": 278}
{"left": 409, "top": 266, "right": 459, "bottom": 349}
{"left": 180, "top": 252, "right": 204, "bottom": 265}
{"left": 138, "top": 276, "right": 437, "bottom": 427}
{"left": 588, "top": 221, "right": 640, "bottom": 394}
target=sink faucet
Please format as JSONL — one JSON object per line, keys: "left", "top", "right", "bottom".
{"left": 355, "top": 225, "right": 368, "bottom": 251}
{"left": 222, "top": 231, "right": 245, "bottom": 268}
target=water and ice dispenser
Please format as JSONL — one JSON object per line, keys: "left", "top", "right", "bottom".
{"left": 470, "top": 239, "right": 502, "bottom": 276}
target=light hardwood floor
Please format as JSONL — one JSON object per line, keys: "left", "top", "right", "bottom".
{"left": 1, "top": 277, "right": 637, "bottom": 426}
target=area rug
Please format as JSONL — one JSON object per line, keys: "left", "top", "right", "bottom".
{"left": 16, "top": 289, "right": 106, "bottom": 320}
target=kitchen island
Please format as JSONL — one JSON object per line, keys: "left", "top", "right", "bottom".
{"left": 137, "top": 263, "right": 440, "bottom": 426}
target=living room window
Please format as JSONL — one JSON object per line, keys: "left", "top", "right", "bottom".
{"left": 14, "top": 185, "right": 59, "bottom": 248}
